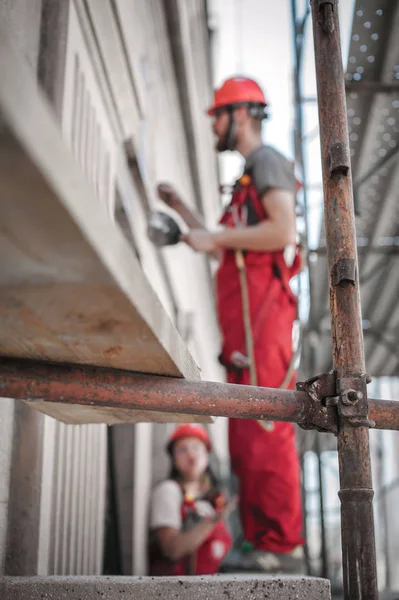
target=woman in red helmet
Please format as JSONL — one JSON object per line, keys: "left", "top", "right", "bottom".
{"left": 149, "top": 424, "right": 234, "bottom": 576}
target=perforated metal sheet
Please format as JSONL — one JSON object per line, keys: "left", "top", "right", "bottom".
{"left": 309, "top": 0, "right": 399, "bottom": 377}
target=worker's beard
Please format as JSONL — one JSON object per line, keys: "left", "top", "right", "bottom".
{"left": 216, "top": 114, "right": 237, "bottom": 152}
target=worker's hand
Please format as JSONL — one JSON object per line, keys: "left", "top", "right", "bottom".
{"left": 182, "top": 229, "right": 218, "bottom": 253}
{"left": 230, "top": 351, "right": 251, "bottom": 369}
{"left": 210, "top": 496, "right": 238, "bottom": 524}
{"left": 156, "top": 183, "right": 182, "bottom": 210}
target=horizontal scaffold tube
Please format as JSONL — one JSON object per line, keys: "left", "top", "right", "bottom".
{"left": 0, "top": 358, "right": 397, "bottom": 431}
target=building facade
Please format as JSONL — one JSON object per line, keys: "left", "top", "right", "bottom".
{"left": 0, "top": 0, "right": 227, "bottom": 577}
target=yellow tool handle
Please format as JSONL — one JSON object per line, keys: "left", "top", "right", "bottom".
{"left": 235, "top": 250, "right": 257, "bottom": 387}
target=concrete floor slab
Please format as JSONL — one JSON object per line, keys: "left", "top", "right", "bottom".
{"left": 1, "top": 574, "right": 331, "bottom": 599}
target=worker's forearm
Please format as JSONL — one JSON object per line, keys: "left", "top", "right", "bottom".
{"left": 213, "top": 221, "right": 295, "bottom": 252}
{"left": 174, "top": 201, "right": 205, "bottom": 230}
{"left": 162, "top": 520, "right": 216, "bottom": 561}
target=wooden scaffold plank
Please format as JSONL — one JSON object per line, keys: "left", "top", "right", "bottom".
{"left": 0, "top": 23, "right": 207, "bottom": 424}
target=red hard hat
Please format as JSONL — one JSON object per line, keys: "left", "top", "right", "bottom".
{"left": 167, "top": 424, "right": 211, "bottom": 454}
{"left": 207, "top": 76, "right": 267, "bottom": 116}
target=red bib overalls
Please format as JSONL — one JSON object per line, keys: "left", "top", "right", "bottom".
{"left": 216, "top": 174, "right": 304, "bottom": 554}
{"left": 149, "top": 491, "right": 232, "bottom": 575}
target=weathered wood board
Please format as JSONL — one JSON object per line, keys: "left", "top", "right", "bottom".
{"left": 21, "top": 401, "right": 208, "bottom": 426}
{"left": 0, "top": 24, "right": 209, "bottom": 424}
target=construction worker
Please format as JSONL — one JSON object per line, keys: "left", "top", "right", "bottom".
{"left": 156, "top": 76, "right": 304, "bottom": 574}
{"left": 149, "top": 424, "right": 234, "bottom": 576}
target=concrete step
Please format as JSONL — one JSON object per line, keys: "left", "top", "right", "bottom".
{"left": 1, "top": 575, "right": 331, "bottom": 599}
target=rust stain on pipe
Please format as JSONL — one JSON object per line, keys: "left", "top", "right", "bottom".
{"left": 1, "top": 359, "right": 399, "bottom": 431}
{"left": 0, "top": 358, "right": 306, "bottom": 422}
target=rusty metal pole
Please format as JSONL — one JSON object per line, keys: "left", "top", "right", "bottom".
{"left": 315, "top": 433, "right": 329, "bottom": 580}
{"left": 0, "top": 359, "right": 398, "bottom": 433}
{"left": 0, "top": 358, "right": 398, "bottom": 434}
{"left": 310, "top": 2, "right": 378, "bottom": 599}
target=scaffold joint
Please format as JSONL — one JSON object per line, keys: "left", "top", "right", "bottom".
{"left": 297, "top": 370, "right": 376, "bottom": 434}
{"left": 316, "top": 0, "right": 338, "bottom": 34}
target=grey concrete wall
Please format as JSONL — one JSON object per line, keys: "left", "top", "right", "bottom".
{"left": 0, "top": 0, "right": 42, "bottom": 70}
{"left": 5, "top": 405, "right": 45, "bottom": 575}
{"left": 0, "top": 0, "right": 43, "bottom": 576}
{"left": 0, "top": 400, "right": 14, "bottom": 573}
{"left": 1, "top": 0, "right": 110, "bottom": 577}
{"left": 37, "top": 0, "right": 70, "bottom": 118}
{"left": 111, "top": 425, "right": 135, "bottom": 575}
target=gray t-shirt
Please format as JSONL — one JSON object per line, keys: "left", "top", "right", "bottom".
{"left": 245, "top": 145, "right": 297, "bottom": 198}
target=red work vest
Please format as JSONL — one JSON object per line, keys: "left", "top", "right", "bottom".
{"left": 149, "top": 490, "right": 232, "bottom": 576}
{"left": 216, "top": 173, "right": 301, "bottom": 377}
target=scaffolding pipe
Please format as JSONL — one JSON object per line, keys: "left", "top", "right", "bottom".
{"left": 315, "top": 433, "right": 329, "bottom": 580}
{"left": 0, "top": 359, "right": 398, "bottom": 432}
{"left": 310, "top": 1, "right": 378, "bottom": 598}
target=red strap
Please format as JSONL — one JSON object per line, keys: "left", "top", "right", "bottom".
{"left": 246, "top": 182, "right": 265, "bottom": 220}
{"left": 220, "top": 176, "right": 302, "bottom": 300}
{"left": 271, "top": 248, "right": 302, "bottom": 302}
{"left": 220, "top": 177, "right": 264, "bottom": 226}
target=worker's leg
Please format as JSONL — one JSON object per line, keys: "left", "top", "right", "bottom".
{"left": 228, "top": 289, "right": 304, "bottom": 550}
{"left": 234, "top": 456, "right": 257, "bottom": 546}
{"left": 226, "top": 278, "right": 304, "bottom": 563}
{"left": 229, "top": 419, "right": 303, "bottom": 553}
{"left": 253, "top": 431, "right": 303, "bottom": 552}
